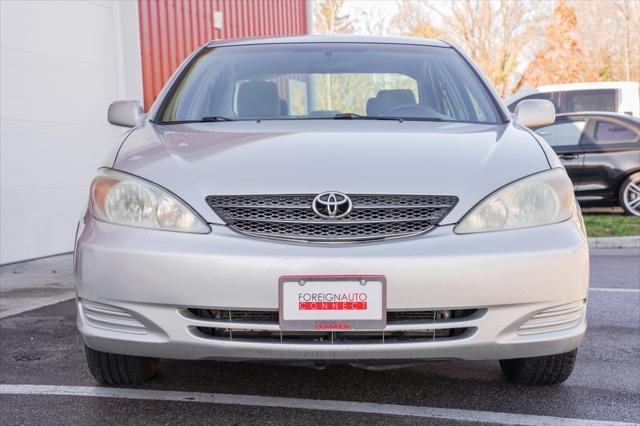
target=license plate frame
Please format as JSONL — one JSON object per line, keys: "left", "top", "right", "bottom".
{"left": 279, "top": 275, "right": 386, "bottom": 331}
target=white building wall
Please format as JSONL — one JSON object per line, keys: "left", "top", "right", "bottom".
{"left": 1, "top": 0, "right": 143, "bottom": 264}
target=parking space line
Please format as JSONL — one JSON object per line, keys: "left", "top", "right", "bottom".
{"left": 589, "top": 288, "right": 639, "bottom": 293}
{"left": 0, "top": 296, "right": 75, "bottom": 320}
{"left": 0, "top": 384, "right": 635, "bottom": 426}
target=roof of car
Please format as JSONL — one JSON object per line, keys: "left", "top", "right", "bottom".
{"left": 528, "top": 112, "right": 640, "bottom": 129}
{"left": 534, "top": 81, "right": 639, "bottom": 92}
{"left": 555, "top": 112, "right": 640, "bottom": 124}
{"left": 206, "top": 35, "right": 450, "bottom": 48}
{"left": 505, "top": 81, "right": 639, "bottom": 104}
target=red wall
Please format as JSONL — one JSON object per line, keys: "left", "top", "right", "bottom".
{"left": 138, "top": 0, "right": 308, "bottom": 110}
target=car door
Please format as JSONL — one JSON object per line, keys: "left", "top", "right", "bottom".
{"left": 534, "top": 118, "right": 588, "bottom": 190}
{"left": 579, "top": 118, "right": 640, "bottom": 203}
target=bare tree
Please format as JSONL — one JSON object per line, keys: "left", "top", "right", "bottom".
{"left": 357, "top": 7, "right": 389, "bottom": 36}
{"left": 518, "top": 1, "right": 590, "bottom": 88}
{"left": 439, "top": 0, "right": 548, "bottom": 96}
{"left": 390, "top": 0, "right": 439, "bottom": 39}
{"left": 313, "top": 0, "right": 355, "bottom": 34}
{"left": 311, "top": 0, "right": 636, "bottom": 96}
{"left": 520, "top": 0, "right": 640, "bottom": 88}
{"left": 572, "top": 0, "right": 640, "bottom": 82}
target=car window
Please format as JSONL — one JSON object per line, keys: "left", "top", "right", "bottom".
{"left": 233, "top": 73, "right": 419, "bottom": 117}
{"left": 563, "top": 90, "right": 617, "bottom": 113}
{"left": 535, "top": 120, "right": 586, "bottom": 147}
{"left": 159, "top": 43, "right": 501, "bottom": 124}
{"left": 508, "top": 92, "right": 554, "bottom": 113}
{"left": 594, "top": 120, "right": 639, "bottom": 143}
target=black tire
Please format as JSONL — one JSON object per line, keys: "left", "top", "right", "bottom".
{"left": 85, "top": 345, "right": 159, "bottom": 385}
{"left": 499, "top": 349, "right": 577, "bottom": 385}
{"left": 619, "top": 172, "right": 640, "bottom": 216}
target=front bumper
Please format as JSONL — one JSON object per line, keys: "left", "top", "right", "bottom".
{"left": 75, "top": 214, "right": 589, "bottom": 362}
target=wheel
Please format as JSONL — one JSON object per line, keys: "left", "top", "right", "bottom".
{"left": 499, "top": 349, "right": 577, "bottom": 385}
{"left": 619, "top": 172, "right": 640, "bottom": 216}
{"left": 85, "top": 345, "right": 159, "bottom": 385}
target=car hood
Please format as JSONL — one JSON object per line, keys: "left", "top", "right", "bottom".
{"left": 113, "top": 120, "right": 550, "bottom": 224}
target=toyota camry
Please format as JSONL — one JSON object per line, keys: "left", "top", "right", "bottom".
{"left": 75, "top": 36, "right": 589, "bottom": 386}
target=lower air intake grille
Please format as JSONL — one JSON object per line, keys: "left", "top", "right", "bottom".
{"left": 193, "top": 327, "right": 474, "bottom": 344}
{"left": 206, "top": 194, "right": 458, "bottom": 242}
{"left": 186, "top": 308, "right": 479, "bottom": 324}
{"left": 184, "top": 308, "right": 480, "bottom": 345}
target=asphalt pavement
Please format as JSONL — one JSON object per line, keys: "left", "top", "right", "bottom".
{"left": 0, "top": 249, "right": 638, "bottom": 425}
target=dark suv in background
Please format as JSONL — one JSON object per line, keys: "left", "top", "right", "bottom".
{"left": 531, "top": 112, "right": 640, "bottom": 216}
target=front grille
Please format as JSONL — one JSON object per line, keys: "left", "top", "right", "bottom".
{"left": 186, "top": 308, "right": 479, "bottom": 324}
{"left": 184, "top": 308, "right": 480, "bottom": 345}
{"left": 206, "top": 194, "right": 458, "bottom": 242}
{"left": 189, "top": 309, "right": 279, "bottom": 322}
{"left": 192, "top": 327, "right": 474, "bottom": 344}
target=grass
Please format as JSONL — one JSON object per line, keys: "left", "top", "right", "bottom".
{"left": 583, "top": 214, "right": 640, "bottom": 237}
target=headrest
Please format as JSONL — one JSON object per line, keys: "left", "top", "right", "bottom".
{"left": 280, "top": 99, "right": 289, "bottom": 116}
{"left": 237, "top": 81, "right": 280, "bottom": 117}
{"left": 366, "top": 98, "right": 379, "bottom": 116}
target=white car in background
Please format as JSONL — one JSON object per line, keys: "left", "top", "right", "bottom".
{"left": 506, "top": 81, "right": 640, "bottom": 117}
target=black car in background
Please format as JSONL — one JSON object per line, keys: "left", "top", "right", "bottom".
{"left": 531, "top": 112, "right": 640, "bottom": 216}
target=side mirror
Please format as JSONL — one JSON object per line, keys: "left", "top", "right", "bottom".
{"left": 514, "top": 99, "right": 555, "bottom": 128}
{"left": 108, "top": 100, "right": 145, "bottom": 127}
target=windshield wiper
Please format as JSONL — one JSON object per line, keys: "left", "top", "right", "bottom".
{"left": 333, "top": 112, "right": 399, "bottom": 120}
{"left": 157, "top": 116, "right": 235, "bottom": 125}
{"left": 200, "top": 116, "right": 234, "bottom": 122}
{"left": 399, "top": 117, "right": 444, "bottom": 122}
{"left": 332, "top": 113, "right": 443, "bottom": 122}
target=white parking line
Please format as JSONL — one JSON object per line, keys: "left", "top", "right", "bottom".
{"left": 589, "top": 287, "right": 640, "bottom": 293}
{"left": 0, "top": 296, "right": 74, "bottom": 320}
{"left": 0, "top": 384, "right": 635, "bottom": 426}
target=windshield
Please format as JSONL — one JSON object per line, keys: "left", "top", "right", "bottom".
{"left": 157, "top": 43, "right": 502, "bottom": 124}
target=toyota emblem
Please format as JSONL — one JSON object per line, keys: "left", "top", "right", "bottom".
{"left": 312, "top": 191, "right": 353, "bottom": 219}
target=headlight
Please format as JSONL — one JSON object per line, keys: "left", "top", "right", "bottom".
{"left": 455, "top": 168, "right": 575, "bottom": 234}
{"left": 90, "top": 169, "right": 210, "bottom": 233}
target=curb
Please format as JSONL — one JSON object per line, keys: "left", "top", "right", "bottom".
{"left": 588, "top": 236, "right": 640, "bottom": 249}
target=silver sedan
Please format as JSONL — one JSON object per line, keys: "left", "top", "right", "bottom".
{"left": 75, "top": 36, "right": 589, "bottom": 386}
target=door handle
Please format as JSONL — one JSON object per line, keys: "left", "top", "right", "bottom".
{"left": 559, "top": 153, "right": 580, "bottom": 160}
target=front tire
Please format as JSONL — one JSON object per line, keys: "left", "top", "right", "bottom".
{"left": 619, "top": 172, "right": 640, "bottom": 216}
{"left": 85, "top": 345, "right": 159, "bottom": 385}
{"left": 499, "top": 349, "right": 577, "bottom": 385}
